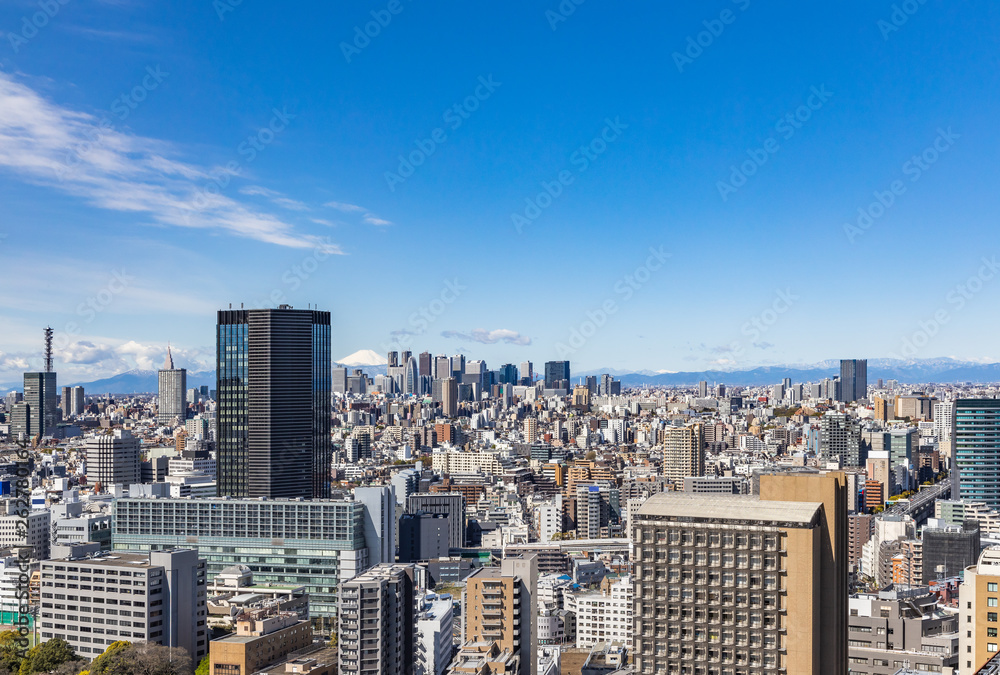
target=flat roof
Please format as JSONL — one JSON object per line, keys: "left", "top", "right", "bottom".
{"left": 637, "top": 492, "right": 822, "bottom": 525}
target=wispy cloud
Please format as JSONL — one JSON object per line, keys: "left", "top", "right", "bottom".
{"left": 240, "top": 185, "right": 309, "bottom": 211}
{"left": 0, "top": 70, "right": 332, "bottom": 250}
{"left": 441, "top": 329, "right": 531, "bottom": 346}
{"left": 324, "top": 201, "right": 365, "bottom": 213}
{"left": 324, "top": 200, "right": 392, "bottom": 226}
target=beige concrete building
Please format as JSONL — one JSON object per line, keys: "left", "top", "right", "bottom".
{"left": 632, "top": 471, "right": 846, "bottom": 674}
{"left": 961, "top": 546, "right": 1000, "bottom": 673}
{"left": 661, "top": 423, "right": 705, "bottom": 487}
{"left": 462, "top": 555, "right": 538, "bottom": 675}
{"left": 209, "top": 609, "right": 312, "bottom": 675}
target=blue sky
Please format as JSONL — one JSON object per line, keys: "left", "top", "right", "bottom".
{"left": 1, "top": 0, "right": 999, "bottom": 383}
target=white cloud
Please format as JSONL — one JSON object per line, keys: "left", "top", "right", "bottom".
{"left": 441, "top": 329, "right": 531, "bottom": 346}
{"left": 324, "top": 201, "right": 365, "bottom": 213}
{"left": 363, "top": 215, "right": 392, "bottom": 226}
{"left": 0, "top": 70, "right": 333, "bottom": 249}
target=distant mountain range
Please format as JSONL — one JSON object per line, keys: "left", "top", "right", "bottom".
{"left": 4, "top": 357, "right": 1000, "bottom": 394}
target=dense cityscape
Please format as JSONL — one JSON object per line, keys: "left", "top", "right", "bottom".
{"left": 4, "top": 2, "right": 999, "bottom": 674}
{"left": 1, "top": 313, "right": 1000, "bottom": 675}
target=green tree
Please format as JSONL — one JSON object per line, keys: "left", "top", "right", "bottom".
{"left": 89, "top": 642, "right": 190, "bottom": 675}
{"left": 87, "top": 642, "right": 131, "bottom": 675}
{"left": 195, "top": 656, "right": 209, "bottom": 675}
{"left": 17, "top": 638, "right": 80, "bottom": 675}
{"left": 0, "top": 631, "right": 26, "bottom": 675}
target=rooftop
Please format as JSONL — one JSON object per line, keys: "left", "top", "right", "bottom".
{"left": 637, "top": 492, "right": 822, "bottom": 525}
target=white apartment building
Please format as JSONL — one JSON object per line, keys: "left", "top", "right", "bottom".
{"left": 565, "top": 575, "right": 633, "bottom": 649}
{"left": 0, "top": 502, "right": 50, "bottom": 560}
{"left": 415, "top": 592, "right": 454, "bottom": 675}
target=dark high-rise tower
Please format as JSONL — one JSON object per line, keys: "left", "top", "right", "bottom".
{"left": 15, "top": 327, "right": 59, "bottom": 438}
{"left": 216, "top": 305, "right": 331, "bottom": 498}
{"left": 838, "top": 359, "right": 867, "bottom": 403}
{"left": 543, "top": 360, "right": 570, "bottom": 390}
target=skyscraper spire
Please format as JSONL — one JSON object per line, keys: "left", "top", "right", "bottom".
{"left": 163, "top": 342, "right": 174, "bottom": 370}
{"left": 43, "top": 326, "right": 53, "bottom": 373}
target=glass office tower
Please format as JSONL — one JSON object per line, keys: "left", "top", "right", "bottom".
{"left": 954, "top": 399, "right": 1000, "bottom": 508}
{"left": 216, "top": 306, "right": 331, "bottom": 498}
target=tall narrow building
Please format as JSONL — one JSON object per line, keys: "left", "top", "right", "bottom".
{"left": 157, "top": 345, "right": 187, "bottom": 425}
{"left": 632, "top": 471, "right": 847, "bottom": 675}
{"left": 661, "top": 423, "right": 705, "bottom": 487}
{"left": 216, "top": 305, "right": 332, "bottom": 499}
{"left": 20, "top": 373, "right": 58, "bottom": 438}
{"left": 338, "top": 564, "right": 415, "bottom": 675}
{"left": 839, "top": 359, "right": 868, "bottom": 403}
{"left": 954, "top": 399, "right": 1000, "bottom": 509}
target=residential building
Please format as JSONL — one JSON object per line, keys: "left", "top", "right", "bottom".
{"left": 960, "top": 546, "right": 1000, "bottom": 673}
{"left": 565, "top": 575, "right": 632, "bottom": 649}
{"left": 337, "top": 564, "right": 415, "bottom": 675}
{"left": 415, "top": 593, "right": 454, "bottom": 675}
{"left": 632, "top": 471, "right": 847, "bottom": 675}
{"left": 661, "top": 423, "right": 704, "bottom": 487}
{"left": 463, "top": 555, "right": 538, "bottom": 675}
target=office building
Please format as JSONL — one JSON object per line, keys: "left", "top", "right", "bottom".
{"left": 632, "top": 471, "right": 847, "bottom": 675}
{"left": 408, "top": 493, "right": 464, "bottom": 550}
{"left": 543, "top": 361, "right": 570, "bottom": 391}
{"left": 955, "top": 399, "right": 1000, "bottom": 509}
{"left": 112, "top": 496, "right": 370, "bottom": 632}
{"left": 355, "top": 486, "right": 396, "bottom": 566}
{"left": 399, "top": 513, "right": 449, "bottom": 563}
{"left": 441, "top": 377, "right": 458, "bottom": 418}
{"left": 85, "top": 429, "right": 141, "bottom": 489}
{"left": 338, "top": 564, "right": 415, "bottom": 675}
{"left": 961, "top": 546, "right": 1000, "bottom": 673}
{"left": 158, "top": 345, "right": 188, "bottom": 425}
{"left": 520, "top": 361, "right": 533, "bottom": 385}
{"left": 462, "top": 555, "right": 538, "bottom": 675}
{"left": 39, "top": 544, "right": 208, "bottom": 661}
{"left": 18, "top": 371, "right": 59, "bottom": 438}
{"left": 661, "top": 423, "right": 704, "bottom": 487}
{"left": 216, "top": 306, "right": 332, "bottom": 499}
{"left": 415, "top": 593, "right": 454, "bottom": 675}
{"left": 839, "top": 359, "right": 867, "bottom": 403}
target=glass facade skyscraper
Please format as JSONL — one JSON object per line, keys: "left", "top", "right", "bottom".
{"left": 954, "top": 399, "right": 1000, "bottom": 508}
{"left": 838, "top": 359, "right": 868, "bottom": 403}
{"left": 18, "top": 371, "right": 58, "bottom": 438}
{"left": 216, "top": 306, "right": 332, "bottom": 499}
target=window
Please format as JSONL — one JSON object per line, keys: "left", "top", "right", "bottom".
{"left": 990, "top": 598, "right": 998, "bottom": 607}
{"left": 990, "top": 583, "right": 998, "bottom": 592}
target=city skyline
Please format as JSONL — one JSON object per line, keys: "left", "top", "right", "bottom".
{"left": 3, "top": 3, "right": 1000, "bottom": 383}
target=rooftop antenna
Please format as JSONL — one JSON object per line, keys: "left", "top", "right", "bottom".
{"left": 44, "top": 326, "right": 54, "bottom": 373}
